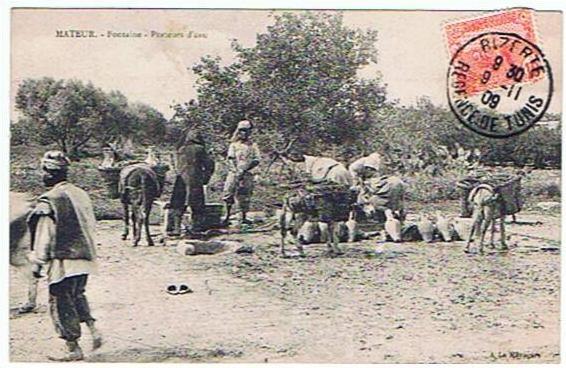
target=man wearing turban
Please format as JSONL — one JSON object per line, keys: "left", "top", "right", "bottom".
{"left": 27, "top": 151, "right": 102, "bottom": 361}
{"left": 222, "top": 120, "right": 261, "bottom": 226}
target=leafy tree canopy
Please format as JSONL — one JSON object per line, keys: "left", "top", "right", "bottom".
{"left": 14, "top": 77, "right": 167, "bottom": 157}
{"left": 171, "top": 12, "right": 387, "bottom": 159}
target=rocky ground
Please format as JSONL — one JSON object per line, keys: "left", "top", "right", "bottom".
{"left": 9, "top": 209, "right": 560, "bottom": 363}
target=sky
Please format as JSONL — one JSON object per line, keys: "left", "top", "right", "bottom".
{"left": 11, "top": 8, "right": 562, "bottom": 119}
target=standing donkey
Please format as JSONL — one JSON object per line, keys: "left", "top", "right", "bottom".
{"left": 119, "top": 164, "right": 161, "bottom": 246}
{"left": 465, "top": 170, "right": 528, "bottom": 254}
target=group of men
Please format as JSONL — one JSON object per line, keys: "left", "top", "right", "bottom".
{"left": 167, "top": 119, "right": 261, "bottom": 234}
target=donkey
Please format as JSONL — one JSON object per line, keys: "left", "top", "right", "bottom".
{"left": 465, "top": 170, "right": 529, "bottom": 254}
{"left": 465, "top": 184, "right": 506, "bottom": 254}
{"left": 119, "top": 164, "right": 161, "bottom": 246}
{"left": 271, "top": 140, "right": 356, "bottom": 256}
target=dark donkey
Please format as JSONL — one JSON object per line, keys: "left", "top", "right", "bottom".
{"left": 119, "top": 164, "right": 161, "bottom": 246}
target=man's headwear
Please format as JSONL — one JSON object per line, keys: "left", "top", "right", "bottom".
{"left": 41, "top": 150, "right": 71, "bottom": 172}
{"left": 236, "top": 120, "right": 253, "bottom": 131}
{"left": 184, "top": 129, "right": 205, "bottom": 145}
{"left": 231, "top": 120, "right": 253, "bottom": 142}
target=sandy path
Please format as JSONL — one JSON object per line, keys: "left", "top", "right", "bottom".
{"left": 10, "top": 211, "right": 560, "bottom": 363}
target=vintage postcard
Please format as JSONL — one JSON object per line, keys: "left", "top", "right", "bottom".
{"left": 7, "top": 5, "right": 562, "bottom": 364}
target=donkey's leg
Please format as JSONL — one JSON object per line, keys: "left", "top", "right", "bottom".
{"left": 292, "top": 214, "right": 306, "bottom": 257}
{"left": 135, "top": 211, "right": 143, "bottom": 247}
{"left": 489, "top": 216, "right": 497, "bottom": 248}
{"left": 478, "top": 207, "right": 493, "bottom": 255}
{"left": 131, "top": 210, "right": 140, "bottom": 247}
{"left": 145, "top": 202, "right": 154, "bottom": 246}
{"left": 122, "top": 202, "right": 129, "bottom": 240}
{"left": 465, "top": 208, "right": 479, "bottom": 253}
{"left": 499, "top": 212, "right": 508, "bottom": 250}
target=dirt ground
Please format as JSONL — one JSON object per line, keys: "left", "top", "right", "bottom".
{"left": 9, "top": 207, "right": 560, "bottom": 363}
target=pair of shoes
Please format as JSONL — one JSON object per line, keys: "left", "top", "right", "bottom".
{"left": 166, "top": 283, "right": 192, "bottom": 295}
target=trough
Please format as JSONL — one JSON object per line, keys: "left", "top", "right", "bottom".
{"left": 202, "top": 202, "right": 224, "bottom": 229}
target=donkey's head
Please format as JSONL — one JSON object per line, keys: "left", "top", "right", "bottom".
{"left": 266, "top": 138, "right": 302, "bottom": 171}
{"left": 100, "top": 147, "right": 117, "bottom": 169}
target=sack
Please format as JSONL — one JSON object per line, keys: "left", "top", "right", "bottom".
{"left": 286, "top": 180, "right": 355, "bottom": 222}
{"left": 496, "top": 178, "right": 523, "bottom": 216}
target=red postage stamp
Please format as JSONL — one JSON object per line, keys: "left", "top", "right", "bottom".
{"left": 444, "top": 8, "right": 537, "bottom": 56}
{"left": 445, "top": 9, "right": 553, "bottom": 138}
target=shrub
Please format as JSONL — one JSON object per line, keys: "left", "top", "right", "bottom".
{"left": 521, "top": 170, "right": 561, "bottom": 199}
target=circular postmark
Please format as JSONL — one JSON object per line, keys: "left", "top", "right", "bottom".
{"left": 447, "top": 32, "right": 553, "bottom": 138}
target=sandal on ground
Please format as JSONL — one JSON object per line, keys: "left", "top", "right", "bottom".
{"left": 166, "top": 283, "right": 192, "bottom": 295}
{"left": 178, "top": 284, "right": 193, "bottom": 295}
{"left": 166, "top": 284, "right": 179, "bottom": 295}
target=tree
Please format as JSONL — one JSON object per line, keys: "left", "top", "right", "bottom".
{"left": 95, "top": 90, "right": 134, "bottom": 143}
{"left": 172, "top": 12, "right": 387, "bottom": 159}
{"left": 16, "top": 78, "right": 106, "bottom": 156}
{"left": 14, "top": 77, "right": 168, "bottom": 157}
{"left": 44, "top": 80, "right": 107, "bottom": 156}
{"left": 128, "top": 103, "right": 168, "bottom": 146}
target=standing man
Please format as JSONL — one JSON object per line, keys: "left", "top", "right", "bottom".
{"left": 169, "top": 130, "right": 215, "bottom": 234}
{"left": 27, "top": 151, "right": 102, "bottom": 361}
{"left": 222, "top": 120, "right": 261, "bottom": 226}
